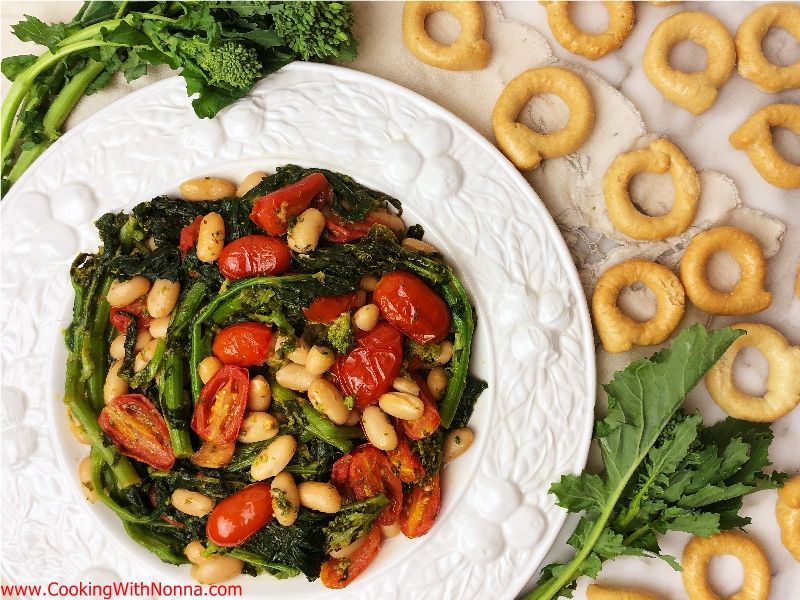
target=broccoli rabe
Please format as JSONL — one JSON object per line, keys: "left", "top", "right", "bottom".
{"left": 406, "top": 339, "right": 444, "bottom": 365}
{"left": 323, "top": 494, "right": 388, "bottom": 554}
{"left": 327, "top": 312, "right": 354, "bottom": 355}
{"left": 270, "top": 2, "right": 358, "bottom": 62}
{"left": 180, "top": 39, "right": 262, "bottom": 89}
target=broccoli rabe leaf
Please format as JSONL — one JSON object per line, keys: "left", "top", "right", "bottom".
{"left": 270, "top": 1, "right": 358, "bottom": 62}
{"left": 449, "top": 375, "right": 487, "bottom": 429}
{"left": 323, "top": 494, "right": 388, "bottom": 554}
{"left": 409, "top": 429, "right": 444, "bottom": 484}
{"left": 109, "top": 246, "right": 182, "bottom": 282}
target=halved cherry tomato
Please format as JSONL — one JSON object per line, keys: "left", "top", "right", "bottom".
{"left": 387, "top": 432, "right": 425, "bottom": 483}
{"left": 303, "top": 293, "right": 359, "bottom": 324}
{"left": 324, "top": 217, "right": 372, "bottom": 243}
{"left": 402, "top": 374, "right": 441, "bottom": 440}
{"left": 250, "top": 172, "right": 330, "bottom": 236}
{"left": 98, "top": 394, "right": 175, "bottom": 470}
{"left": 331, "top": 453, "right": 354, "bottom": 498}
{"left": 191, "top": 366, "right": 249, "bottom": 444}
{"left": 373, "top": 271, "right": 451, "bottom": 344}
{"left": 212, "top": 322, "right": 273, "bottom": 367}
{"left": 320, "top": 524, "right": 381, "bottom": 589}
{"left": 334, "top": 322, "right": 403, "bottom": 410}
{"left": 399, "top": 473, "right": 441, "bottom": 538}
{"left": 206, "top": 482, "right": 273, "bottom": 547}
{"left": 179, "top": 216, "right": 203, "bottom": 254}
{"left": 109, "top": 298, "right": 152, "bottom": 333}
{"left": 348, "top": 445, "right": 403, "bottom": 526}
{"left": 217, "top": 235, "right": 291, "bottom": 280}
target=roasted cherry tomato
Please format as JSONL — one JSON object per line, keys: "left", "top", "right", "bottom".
{"left": 303, "top": 293, "right": 359, "bottom": 324}
{"left": 348, "top": 445, "right": 403, "bottom": 526}
{"left": 109, "top": 298, "right": 152, "bottom": 333}
{"left": 399, "top": 473, "right": 441, "bottom": 538}
{"left": 191, "top": 366, "right": 249, "bottom": 444}
{"left": 179, "top": 216, "right": 203, "bottom": 254}
{"left": 373, "top": 271, "right": 451, "bottom": 344}
{"left": 402, "top": 374, "right": 441, "bottom": 440}
{"left": 250, "top": 172, "right": 330, "bottom": 236}
{"left": 212, "top": 322, "right": 274, "bottom": 367}
{"left": 98, "top": 394, "right": 175, "bottom": 470}
{"left": 320, "top": 524, "right": 381, "bottom": 589}
{"left": 334, "top": 322, "right": 403, "bottom": 410}
{"left": 387, "top": 432, "right": 425, "bottom": 483}
{"left": 331, "top": 453, "right": 354, "bottom": 498}
{"left": 206, "top": 482, "right": 273, "bottom": 547}
{"left": 324, "top": 217, "right": 372, "bottom": 243}
{"left": 217, "top": 235, "right": 291, "bottom": 280}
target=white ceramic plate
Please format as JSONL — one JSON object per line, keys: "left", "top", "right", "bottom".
{"left": 0, "top": 63, "right": 595, "bottom": 599}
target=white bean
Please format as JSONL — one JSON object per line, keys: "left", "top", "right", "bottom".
{"left": 106, "top": 276, "right": 150, "bottom": 307}
{"left": 184, "top": 541, "right": 207, "bottom": 565}
{"left": 110, "top": 330, "right": 152, "bottom": 360}
{"left": 359, "top": 274, "right": 379, "bottom": 292}
{"left": 67, "top": 408, "right": 90, "bottom": 445}
{"left": 145, "top": 237, "right": 157, "bottom": 251}
{"left": 361, "top": 406, "right": 398, "bottom": 451}
{"left": 381, "top": 523, "right": 401, "bottom": 538}
{"left": 401, "top": 238, "right": 438, "bottom": 254}
{"left": 237, "top": 412, "right": 279, "bottom": 443}
{"left": 79, "top": 456, "right": 97, "bottom": 503}
{"left": 251, "top": 435, "right": 296, "bottom": 481}
{"left": 298, "top": 482, "right": 342, "bottom": 513}
{"left": 353, "top": 304, "right": 379, "bottom": 331}
{"left": 196, "top": 212, "right": 225, "bottom": 263}
{"left": 149, "top": 315, "right": 171, "bottom": 339}
{"left": 344, "top": 409, "right": 360, "bottom": 427}
{"left": 271, "top": 472, "right": 300, "bottom": 527}
{"left": 308, "top": 379, "right": 349, "bottom": 425}
{"left": 146, "top": 279, "right": 180, "bottom": 319}
{"left": 191, "top": 441, "right": 235, "bottom": 469}
{"left": 305, "top": 346, "right": 335, "bottom": 375}
{"left": 180, "top": 177, "right": 236, "bottom": 201}
{"left": 287, "top": 337, "right": 310, "bottom": 365}
{"left": 103, "top": 360, "right": 129, "bottom": 404}
{"left": 190, "top": 555, "right": 243, "bottom": 584}
{"left": 443, "top": 427, "right": 474, "bottom": 463}
{"left": 237, "top": 171, "right": 267, "bottom": 197}
{"left": 275, "top": 363, "right": 316, "bottom": 392}
{"left": 248, "top": 375, "right": 271, "bottom": 411}
{"left": 378, "top": 392, "right": 425, "bottom": 421}
{"left": 434, "top": 341, "right": 454, "bottom": 365}
{"left": 198, "top": 356, "right": 222, "bottom": 384}
{"left": 392, "top": 376, "right": 420, "bottom": 395}
{"left": 330, "top": 534, "right": 366, "bottom": 559}
{"left": 171, "top": 488, "right": 215, "bottom": 517}
{"left": 427, "top": 367, "right": 448, "bottom": 400}
{"left": 134, "top": 338, "right": 159, "bottom": 372}
{"left": 367, "top": 210, "right": 405, "bottom": 231}
{"left": 287, "top": 208, "right": 326, "bottom": 253}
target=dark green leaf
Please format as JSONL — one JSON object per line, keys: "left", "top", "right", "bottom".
{"left": 1, "top": 54, "right": 37, "bottom": 81}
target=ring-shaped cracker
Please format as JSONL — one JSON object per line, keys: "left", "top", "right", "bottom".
{"left": 681, "top": 531, "right": 771, "bottom": 600}
{"left": 777, "top": 475, "right": 800, "bottom": 562}
{"left": 402, "top": 1, "right": 490, "bottom": 71}
{"left": 539, "top": 1, "right": 635, "bottom": 60}
{"left": 587, "top": 584, "right": 661, "bottom": 600}
{"left": 735, "top": 3, "right": 800, "bottom": 93}
{"left": 591, "top": 259, "right": 685, "bottom": 353}
{"left": 679, "top": 226, "right": 772, "bottom": 315}
{"left": 603, "top": 138, "right": 700, "bottom": 240}
{"left": 705, "top": 322, "right": 800, "bottom": 422}
{"left": 492, "top": 67, "right": 594, "bottom": 170}
{"left": 730, "top": 103, "right": 800, "bottom": 189}
{"left": 643, "top": 12, "right": 735, "bottom": 114}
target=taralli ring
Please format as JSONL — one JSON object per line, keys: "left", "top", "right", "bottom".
{"left": 705, "top": 322, "right": 800, "bottom": 422}
{"left": 681, "top": 531, "right": 771, "bottom": 600}
{"left": 603, "top": 138, "right": 700, "bottom": 240}
{"left": 735, "top": 3, "right": 800, "bottom": 93}
{"left": 643, "top": 12, "right": 735, "bottom": 114}
{"left": 402, "top": 1, "right": 490, "bottom": 71}
{"left": 730, "top": 104, "right": 800, "bottom": 189}
{"left": 679, "top": 226, "right": 772, "bottom": 315}
{"left": 587, "top": 584, "right": 661, "bottom": 600}
{"left": 539, "top": 1, "right": 635, "bottom": 60}
{"left": 591, "top": 259, "right": 685, "bottom": 353}
{"left": 777, "top": 475, "right": 800, "bottom": 562}
{"left": 492, "top": 67, "right": 594, "bottom": 170}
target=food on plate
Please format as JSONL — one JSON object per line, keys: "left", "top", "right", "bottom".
{"left": 729, "top": 103, "right": 800, "bottom": 189}
{"left": 63, "top": 164, "right": 487, "bottom": 586}
{"left": 492, "top": 66, "right": 595, "bottom": 170}
{"left": 705, "top": 322, "right": 800, "bottom": 422}
{"left": 180, "top": 177, "right": 238, "bottom": 201}
{"left": 586, "top": 584, "right": 661, "bottom": 600}
{"left": 681, "top": 531, "right": 771, "bottom": 600}
{"left": 526, "top": 325, "right": 784, "bottom": 600}
{"left": 679, "top": 226, "right": 772, "bottom": 315}
{"left": 603, "top": 138, "right": 700, "bottom": 240}
{"left": 402, "top": 1, "right": 490, "bottom": 70}
{"left": 539, "top": 1, "right": 635, "bottom": 60}
{"left": 643, "top": 12, "right": 735, "bottom": 114}
{"left": 591, "top": 259, "right": 685, "bottom": 353}
{"left": 776, "top": 475, "right": 800, "bottom": 562}
{"left": 735, "top": 3, "right": 800, "bottom": 93}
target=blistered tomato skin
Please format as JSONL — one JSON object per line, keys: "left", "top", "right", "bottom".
{"left": 373, "top": 271, "right": 451, "bottom": 344}
{"left": 212, "top": 322, "right": 274, "bottom": 367}
{"left": 98, "top": 394, "right": 175, "bottom": 470}
{"left": 217, "top": 235, "right": 291, "bottom": 280}
{"left": 303, "top": 293, "right": 359, "bottom": 323}
{"left": 206, "top": 482, "right": 273, "bottom": 547}
{"left": 109, "top": 298, "right": 152, "bottom": 333}
{"left": 400, "top": 473, "right": 441, "bottom": 538}
{"left": 250, "top": 172, "right": 330, "bottom": 236}
{"left": 191, "top": 366, "right": 249, "bottom": 444}
{"left": 320, "top": 524, "right": 382, "bottom": 589}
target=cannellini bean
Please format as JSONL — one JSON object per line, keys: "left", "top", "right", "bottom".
{"left": 251, "top": 435, "right": 296, "bottom": 481}
{"left": 79, "top": 456, "right": 97, "bottom": 503}
{"left": 190, "top": 555, "right": 243, "bottom": 584}
{"left": 237, "top": 412, "right": 279, "bottom": 443}
{"left": 433, "top": 341, "right": 454, "bottom": 365}
{"left": 149, "top": 315, "right": 171, "bottom": 339}
{"left": 308, "top": 379, "right": 349, "bottom": 425}
{"left": 353, "top": 304, "right": 379, "bottom": 331}
{"left": 106, "top": 276, "right": 150, "bottom": 307}
{"left": 110, "top": 330, "right": 152, "bottom": 360}
{"left": 378, "top": 392, "right": 424, "bottom": 421}
{"left": 198, "top": 356, "right": 222, "bottom": 384}
{"left": 427, "top": 367, "right": 448, "bottom": 400}
{"left": 401, "top": 238, "right": 438, "bottom": 254}
{"left": 287, "top": 208, "right": 326, "bottom": 253}
{"left": 146, "top": 279, "right": 180, "bottom": 319}
{"left": 248, "top": 375, "right": 271, "bottom": 411}
{"left": 103, "top": 360, "right": 129, "bottom": 403}
{"left": 171, "top": 488, "right": 215, "bottom": 517}
{"left": 392, "top": 376, "right": 420, "bottom": 395}
{"left": 196, "top": 212, "right": 225, "bottom": 263}
{"left": 271, "top": 472, "right": 300, "bottom": 527}
{"left": 184, "top": 541, "right": 207, "bottom": 565}
{"left": 305, "top": 346, "right": 335, "bottom": 375}
{"left": 287, "top": 337, "right": 310, "bottom": 365}
{"left": 180, "top": 177, "right": 236, "bottom": 201}
{"left": 344, "top": 409, "right": 360, "bottom": 427}
{"left": 367, "top": 210, "right": 404, "bottom": 231}
{"left": 298, "top": 482, "right": 342, "bottom": 513}
{"left": 145, "top": 237, "right": 157, "bottom": 251}
{"left": 381, "top": 523, "right": 401, "bottom": 538}
{"left": 443, "top": 427, "right": 474, "bottom": 463}
{"left": 191, "top": 441, "right": 235, "bottom": 469}
{"left": 361, "top": 406, "right": 398, "bottom": 451}
{"left": 359, "top": 274, "right": 379, "bottom": 292}
{"left": 330, "top": 534, "right": 366, "bottom": 559}
{"left": 237, "top": 171, "right": 267, "bottom": 197}
{"left": 134, "top": 338, "right": 159, "bottom": 372}
{"left": 275, "top": 363, "right": 316, "bottom": 392}
{"left": 67, "top": 408, "right": 90, "bottom": 445}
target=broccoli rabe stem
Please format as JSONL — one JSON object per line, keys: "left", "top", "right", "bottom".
{"left": 85, "top": 279, "right": 111, "bottom": 412}
{"left": 123, "top": 522, "right": 188, "bottom": 565}
{"left": 159, "top": 349, "right": 192, "bottom": 458}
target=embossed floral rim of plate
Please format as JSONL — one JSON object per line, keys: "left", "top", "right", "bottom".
{"left": 0, "top": 63, "right": 595, "bottom": 599}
